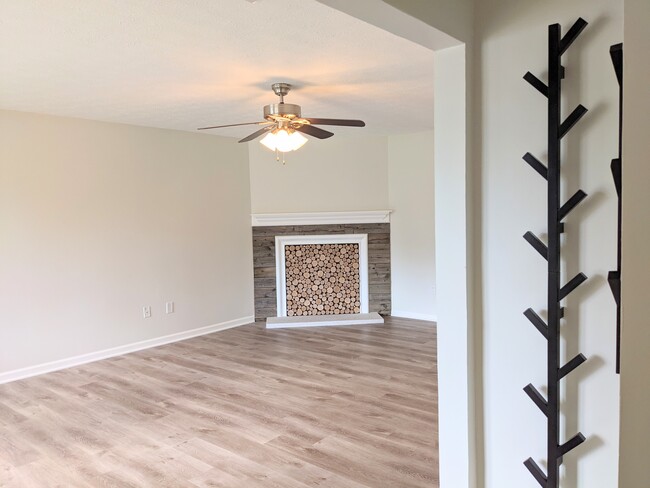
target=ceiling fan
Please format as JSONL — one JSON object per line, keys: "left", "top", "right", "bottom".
{"left": 197, "top": 83, "right": 365, "bottom": 153}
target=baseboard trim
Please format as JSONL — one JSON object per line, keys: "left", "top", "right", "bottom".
{"left": 0, "top": 315, "right": 254, "bottom": 385}
{"left": 390, "top": 310, "right": 438, "bottom": 322}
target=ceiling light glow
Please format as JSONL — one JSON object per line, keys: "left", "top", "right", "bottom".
{"left": 260, "top": 129, "right": 308, "bottom": 152}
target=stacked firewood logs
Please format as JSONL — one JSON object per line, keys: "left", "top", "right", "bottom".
{"left": 285, "top": 244, "right": 361, "bottom": 316}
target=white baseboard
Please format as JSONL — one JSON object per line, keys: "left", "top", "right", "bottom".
{"left": 390, "top": 310, "right": 438, "bottom": 322}
{"left": 0, "top": 315, "right": 254, "bottom": 385}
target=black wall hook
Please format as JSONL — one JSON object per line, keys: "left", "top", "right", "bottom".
{"left": 607, "top": 42, "right": 623, "bottom": 375}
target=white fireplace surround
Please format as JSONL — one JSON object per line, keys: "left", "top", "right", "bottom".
{"left": 275, "top": 234, "right": 369, "bottom": 317}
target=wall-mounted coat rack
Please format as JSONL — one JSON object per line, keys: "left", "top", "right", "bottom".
{"left": 607, "top": 43, "right": 623, "bottom": 374}
{"left": 521, "top": 18, "right": 589, "bottom": 488}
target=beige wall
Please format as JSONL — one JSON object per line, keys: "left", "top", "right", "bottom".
{"left": 0, "top": 111, "right": 254, "bottom": 376}
{"left": 619, "top": 0, "right": 650, "bottom": 485}
{"left": 248, "top": 134, "right": 389, "bottom": 214}
{"left": 388, "top": 131, "right": 436, "bottom": 320}
{"left": 475, "top": 1, "right": 622, "bottom": 486}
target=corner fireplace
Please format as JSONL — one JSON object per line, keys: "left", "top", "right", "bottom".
{"left": 251, "top": 213, "right": 392, "bottom": 328}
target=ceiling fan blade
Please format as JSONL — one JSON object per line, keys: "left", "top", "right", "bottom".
{"left": 238, "top": 126, "right": 274, "bottom": 143}
{"left": 304, "top": 118, "right": 365, "bottom": 127}
{"left": 296, "top": 124, "right": 334, "bottom": 139}
{"left": 197, "top": 121, "right": 270, "bottom": 130}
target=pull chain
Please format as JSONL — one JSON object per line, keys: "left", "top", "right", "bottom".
{"left": 275, "top": 149, "right": 286, "bottom": 165}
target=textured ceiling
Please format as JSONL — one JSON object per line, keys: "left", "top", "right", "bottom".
{"left": 0, "top": 0, "right": 435, "bottom": 138}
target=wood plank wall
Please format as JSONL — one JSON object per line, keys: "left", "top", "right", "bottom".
{"left": 253, "top": 224, "right": 391, "bottom": 321}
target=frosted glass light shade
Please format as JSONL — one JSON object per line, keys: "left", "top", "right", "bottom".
{"left": 260, "top": 129, "right": 308, "bottom": 152}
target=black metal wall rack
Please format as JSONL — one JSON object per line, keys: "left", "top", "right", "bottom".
{"left": 607, "top": 42, "right": 623, "bottom": 374}
{"left": 521, "top": 18, "right": 589, "bottom": 488}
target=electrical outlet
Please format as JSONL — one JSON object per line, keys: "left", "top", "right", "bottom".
{"left": 143, "top": 306, "right": 151, "bottom": 318}
{"left": 165, "top": 301, "right": 175, "bottom": 314}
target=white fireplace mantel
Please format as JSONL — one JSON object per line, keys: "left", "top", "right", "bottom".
{"left": 251, "top": 210, "right": 391, "bottom": 227}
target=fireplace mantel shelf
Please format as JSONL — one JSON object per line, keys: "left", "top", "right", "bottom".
{"left": 251, "top": 210, "right": 391, "bottom": 227}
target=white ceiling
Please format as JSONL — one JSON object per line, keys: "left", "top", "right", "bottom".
{"left": 0, "top": 0, "right": 435, "bottom": 138}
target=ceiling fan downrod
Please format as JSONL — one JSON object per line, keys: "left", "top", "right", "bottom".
{"left": 271, "top": 82, "right": 292, "bottom": 103}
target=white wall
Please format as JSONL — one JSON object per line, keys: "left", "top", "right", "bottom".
{"left": 619, "top": 0, "right": 650, "bottom": 485}
{"left": 249, "top": 135, "right": 389, "bottom": 214}
{"left": 315, "top": 0, "right": 461, "bottom": 51}
{"left": 388, "top": 131, "right": 436, "bottom": 319}
{"left": 0, "top": 110, "right": 254, "bottom": 377}
{"left": 433, "top": 45, "right": 473, "bottom": 488}
{"left": 476, "top": 1, "right": 622, "bottom": 487}
{"left": 382, "top": 0, "right": 474, "bottom": 44}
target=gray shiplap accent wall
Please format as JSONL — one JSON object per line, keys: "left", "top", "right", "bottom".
{"left": 253, "top": 223, "right": 391, "bottom": 320}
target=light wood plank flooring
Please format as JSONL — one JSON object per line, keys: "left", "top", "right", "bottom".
{"left": 0, "top": 316, "right": 438, "bottom": 487}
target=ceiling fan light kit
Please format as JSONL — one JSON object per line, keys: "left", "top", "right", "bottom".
{"left": 198, "top": 83, "right": 366, "bottom": 161}
{"left": 260, "top": 128, "right": 308, "bottom": 153}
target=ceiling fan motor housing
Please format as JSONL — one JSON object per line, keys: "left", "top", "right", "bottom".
{"left": 264, "top": 103, "right": 302, "bottom": 120}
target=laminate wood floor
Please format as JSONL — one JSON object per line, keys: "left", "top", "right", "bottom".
{"left": 0, "top": 316, "right": 438, "bottom": 487}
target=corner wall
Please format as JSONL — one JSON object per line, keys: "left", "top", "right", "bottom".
{"left": 619, "top": 0, "right": 650, "bottom": 485}
{"left": 0, "top": 110, "right": 255, "bottom": 378}
{"left": 388, "top": 131, "right": 436, "bottom": 320}
{"left": 248, "top": 132, "right": 437, "bottom": 320}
